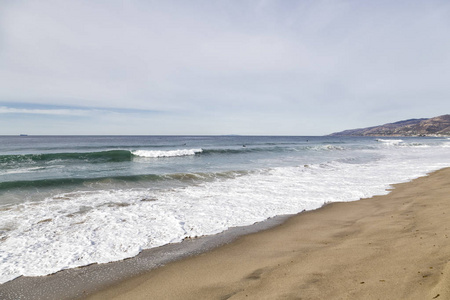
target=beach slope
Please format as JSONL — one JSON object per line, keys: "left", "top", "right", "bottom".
{"left": 88, "top": 168, "right": 450, "bottom": 300}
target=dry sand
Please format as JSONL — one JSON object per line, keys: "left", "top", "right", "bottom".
{"left": 86, "top": 167, "right": 450, "bottom": 300}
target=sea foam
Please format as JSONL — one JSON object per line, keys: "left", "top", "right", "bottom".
{"left": 376, "top": 138, "right": 404, "bottom": 146}
{"left": 132, "top": 149, "right": 203, "bottom": 158}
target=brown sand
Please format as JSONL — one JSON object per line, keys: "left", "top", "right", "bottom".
{"left": 87, "top": 168, "right": 450, "bottom": 300}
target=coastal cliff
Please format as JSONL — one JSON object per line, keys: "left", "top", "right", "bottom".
{"left": 330, "top": 114, "right": 450, "bottom": 136}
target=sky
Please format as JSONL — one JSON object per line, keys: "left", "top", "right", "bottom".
{"left": 1, "top": 0, "right": 449, "bottom": 135}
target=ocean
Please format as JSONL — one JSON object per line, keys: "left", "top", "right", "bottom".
{"left": 1, "top": 135, "right": 449, "bottom": 284}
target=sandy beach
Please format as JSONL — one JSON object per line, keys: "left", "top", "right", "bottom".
{"left": 83, "top": 167, "right": 450, "bottom": 300}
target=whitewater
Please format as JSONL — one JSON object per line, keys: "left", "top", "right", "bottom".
{"left": 0, "top": 135, "right": 449, "bottom": 284}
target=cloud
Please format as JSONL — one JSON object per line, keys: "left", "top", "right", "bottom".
{"left": 0, "top": 0, "right": 450, "bottom": 134}
{"left": 0, "top": 103, "right": 162, "bottom": 117}
{"left": 0, "top": 106, "right": 94, "bottom": 116}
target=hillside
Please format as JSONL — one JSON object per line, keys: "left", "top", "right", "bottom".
{"left": 330, "top": 115, "right": 450, "bottom": 136}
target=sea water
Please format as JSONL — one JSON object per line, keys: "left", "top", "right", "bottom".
{"left": 0, "top": 135, "right": 449, "bottom": 283}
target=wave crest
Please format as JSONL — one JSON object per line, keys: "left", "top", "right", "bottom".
{"left": 132, "top": 149, "right": 203, "bottom": 158}
{"left": 376, "top": 139, "right": 404, "bottom": 146}
{"left": 0, "top": 150, "right": 133, "bottom": 165}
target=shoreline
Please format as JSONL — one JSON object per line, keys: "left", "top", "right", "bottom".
{"left": 86, "top": 167, "right": 450, "bottom": 299}
{"left": 0, "top": 211, "right": 292, "bottom": 300}
{"left": 2, "top": 168, "right": 450, "bottom": 299}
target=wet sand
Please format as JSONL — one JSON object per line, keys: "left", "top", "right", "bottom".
{"left": 86, "top": 168, "right": 450, "bottom": 300}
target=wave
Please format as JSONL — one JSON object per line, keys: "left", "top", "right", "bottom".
{"left": 201, "top": 147, "right": 276, "bottom": 155}
{"left": 0, "top": 150, "right": 133, "bottom": 165}
{"left": 375, "top": 139, "right": 438, "bottom": 148}
{"left": 0, "top": 170, "right": 250, "bottom": 193}
{"left": 0, "top": 148, "right": 205, "bottom": 165}
{"left": 310, "top": 145, "right": 345, "bottom": 151}
{"left": 201, "top": 145, "right": 346, "bottom": 155}
{"left": 0, "top": 144, "right": 354, "bottom": 167}
{"left": 0, "top": 174, "right": 160, "bottom": 192}
{"left": 132, "top": 149, "right": 203, "bottom": 158}
{"left": 376, "top": 139, "right": 404, "bottom": 146}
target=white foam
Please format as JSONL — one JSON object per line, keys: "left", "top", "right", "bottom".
{"left": 376, "top": 139, "right": 404, "bottom": 146}
{"left": 314, "top": 145, "right": 345, "bottom": 151}
{"left": 132, "top": 149, "right": 203, "bottom": 158}
{"left": 0, "top": 142, "right": 449, "bottom": 284}
{"left": 1, "top": 167, "right": 43, "bottom": 175}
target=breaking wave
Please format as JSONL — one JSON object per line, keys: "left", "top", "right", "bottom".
{"left": 132, "top": 149, "right": 203, "bottom": 158}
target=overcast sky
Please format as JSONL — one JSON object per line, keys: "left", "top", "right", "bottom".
{"left": 1, "top": 0, "right": 449, "bottom": 135}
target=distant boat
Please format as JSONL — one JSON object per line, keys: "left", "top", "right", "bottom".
{"left": 19, "top": 134, "right": 28, "bottom": 136}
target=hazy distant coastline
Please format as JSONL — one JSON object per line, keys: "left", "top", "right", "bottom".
{"left": 330, "top": 114, "right": 450, "bottom": 137}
